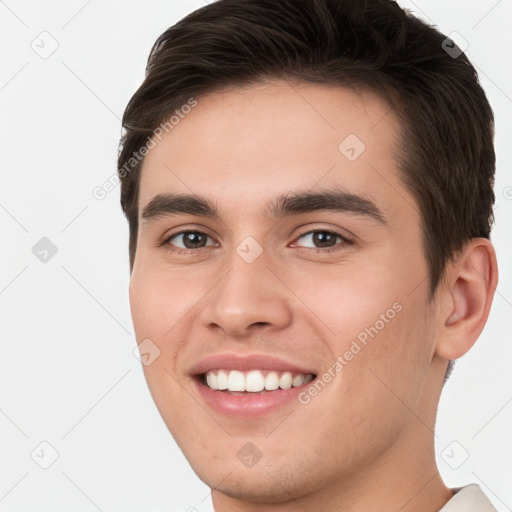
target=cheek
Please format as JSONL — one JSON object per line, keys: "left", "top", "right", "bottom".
{"left": 128, "top": 268, "right": 191, "bottom": 392}
{"left": 280, "top": 257, "right": 401, "bottom": 336}
{"left": 129, "top": 268, "right": 197, "bottom": 432}
{"left": 292, "top": 245, "right": 428, "bottom": 346}
{"left": 287, "top": 255, "right": 434, "bottom": 406}
{"left": 331, "top": 293, "right": 436, "bottom": 436}
{"left": 129, "top": 265, "right": 202, "bottom": 339}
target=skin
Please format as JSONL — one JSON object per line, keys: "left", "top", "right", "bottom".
{"left": 129, "top": 80, "right": 498, "bottom": 511}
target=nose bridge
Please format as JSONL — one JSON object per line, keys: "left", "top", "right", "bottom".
{"left": 199, "top": 241, "right": 292, "bottom": 336}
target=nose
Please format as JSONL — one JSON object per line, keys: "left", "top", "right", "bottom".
{"left": 199, "top": 248, "right": 293, "bottom": 338}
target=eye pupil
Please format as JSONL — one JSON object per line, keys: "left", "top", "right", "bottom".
{"left": 183, "top": 232, "right": 206, "bottom": 248}
{"left": 313, "top": 231, "right": 336, "bottom": 247}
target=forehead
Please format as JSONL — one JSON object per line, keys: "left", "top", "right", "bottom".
{"left": 138, "top": 80, "right": 414, "bottom": 222}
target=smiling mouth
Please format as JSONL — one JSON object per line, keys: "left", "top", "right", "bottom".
{"left": 198, "top": 369, "right": 317, "bottom": 394}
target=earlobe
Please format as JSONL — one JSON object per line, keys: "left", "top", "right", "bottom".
{"left": 435, "top": 238, "right": 498, "bottom": 361}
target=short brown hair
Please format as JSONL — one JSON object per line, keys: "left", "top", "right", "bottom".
{"left": 118, "top": 0, "right": 495, "bottom": 304}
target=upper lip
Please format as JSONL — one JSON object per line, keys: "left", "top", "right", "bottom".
{"left": 189, "top": 352, "right": 317, "bottom": 376}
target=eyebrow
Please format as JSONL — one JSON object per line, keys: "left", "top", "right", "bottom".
{"left": 141, "top": 188, "right": 386, "bottom": 225}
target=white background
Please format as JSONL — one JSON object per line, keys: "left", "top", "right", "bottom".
{"left": 1, "top": 1, "right": 511, "bottom": 511}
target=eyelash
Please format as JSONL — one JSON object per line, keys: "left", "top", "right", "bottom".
{"left": 160, "top": 229, "right": 353, "bottom": 255}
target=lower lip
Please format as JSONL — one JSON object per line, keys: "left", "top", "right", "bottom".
{"left": 193, "top": 376, "right": 315, "bottom": 418}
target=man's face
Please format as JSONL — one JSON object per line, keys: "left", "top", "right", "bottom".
{"left": 129, "top": 81, "right": 443, "bottom": 501}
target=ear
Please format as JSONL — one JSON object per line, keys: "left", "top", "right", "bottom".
{"left": 435, "top": 238, "right": 498, "bottom": 360}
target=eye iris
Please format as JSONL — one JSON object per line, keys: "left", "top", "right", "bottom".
{"left": 183, "top": 232, "right": 206, "bottom": 248}
{"left": 313, "top": 231, "right": 336, "bottom": 247}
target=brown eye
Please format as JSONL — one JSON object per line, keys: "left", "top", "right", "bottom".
{"left": 294, "top": 230, "right": 349, "bottom": 250}
{"left": 165, "top": 231, "right": 215, "bottom": 250}
{"left": 311, "top": 231, "right": 337, "bottom": 247}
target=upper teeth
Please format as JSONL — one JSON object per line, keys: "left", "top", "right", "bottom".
{"left": 204, "top": 369, "right": 314, "bottom": 392}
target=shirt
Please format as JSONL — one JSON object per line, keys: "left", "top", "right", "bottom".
{"left": 439, "top": 484, "right": 496, "bottom": 511}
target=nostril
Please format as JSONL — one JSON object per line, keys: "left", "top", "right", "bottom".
{"left": 250, "top": 322, "right": 269, "bottom": 328}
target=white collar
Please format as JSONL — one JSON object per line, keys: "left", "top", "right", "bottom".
{"left": 439, "top": 484, "right": 496, "bottom": 511}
